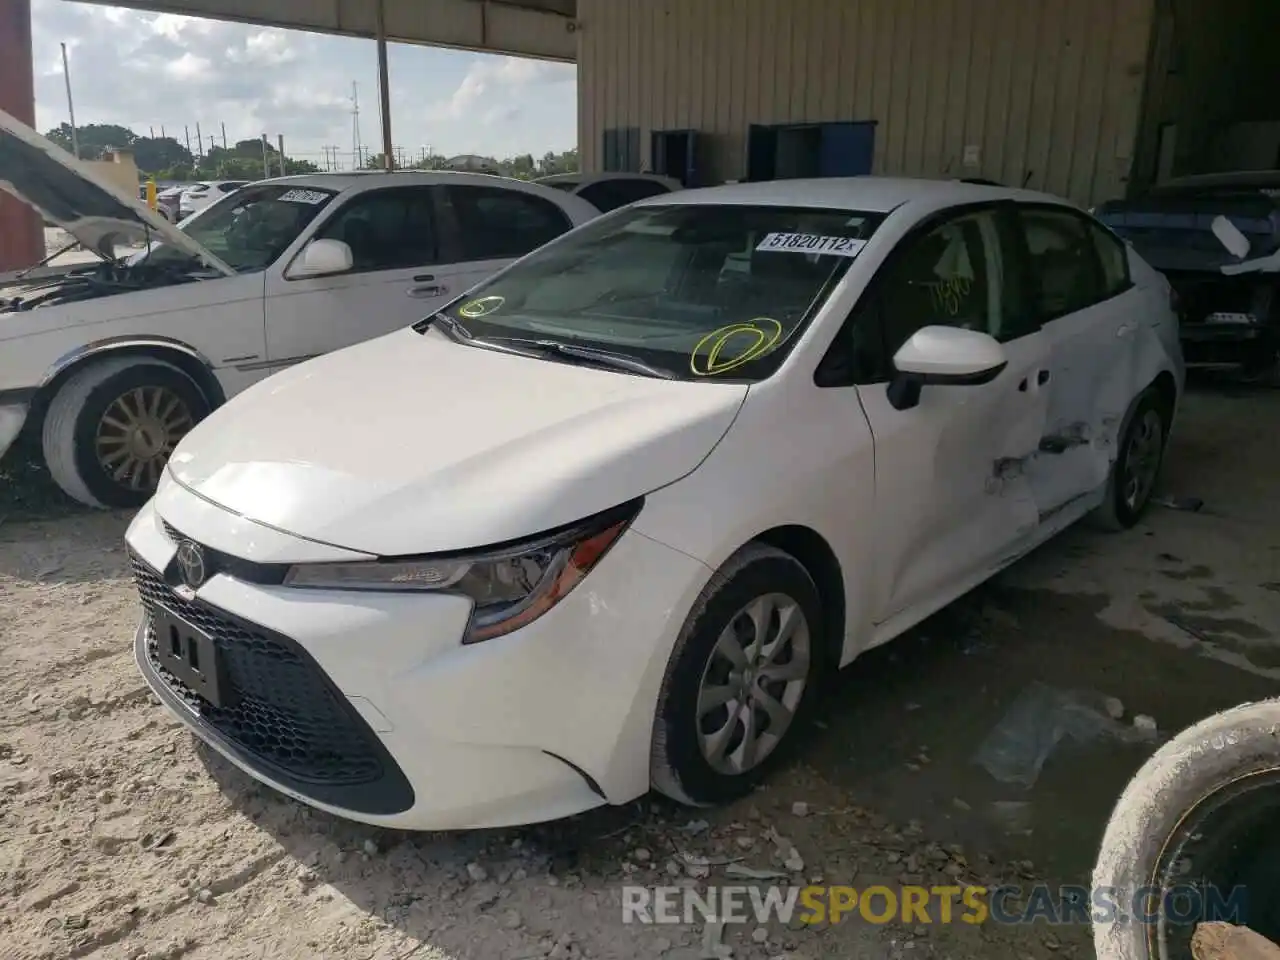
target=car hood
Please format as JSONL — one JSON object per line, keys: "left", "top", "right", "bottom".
{"left": 166, "top": 327, "right": 749, "bottom": 556}
{"left": 0, "top": 108, "right": 233, "bottom": 275}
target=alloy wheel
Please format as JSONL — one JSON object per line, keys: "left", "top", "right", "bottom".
{"left": 695, "top": 592, "right": 811, "bottom": 776}
{"left": 1121, "top": 408, "right": 1164, "bottom": 512}
{"left": 94, "top": 385, "right": 195, "bottom": 492}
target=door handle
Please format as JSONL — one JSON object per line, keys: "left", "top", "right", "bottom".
{"left": 1018, "top": 369, "right": 1051, "bottom": 392}
{"left": 408, "top": 284, "right": 448, "bottom": 299}
{"left": 1116, "top": 323, "right": 1134, "bottom": 338}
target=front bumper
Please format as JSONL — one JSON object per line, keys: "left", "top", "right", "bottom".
{"left": 125, "top": 488, "right": 711, "bottom": 830}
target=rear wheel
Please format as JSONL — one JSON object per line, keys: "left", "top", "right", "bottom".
{"left": 42, "top": 357, "right": 210, "bottom": 509}
{"left": 1092, "top": 387, "right": 1169, "bottom": 531}
{"left": 650, "top": 543, "right": 825, "bottom": 806}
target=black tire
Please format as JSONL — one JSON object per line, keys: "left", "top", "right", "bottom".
{"left": 1093, "top": 700, "right": 1280, "bottom": 960}
{"left": 1091, "top": 386, "right": 1170, "bottom": 531}
{"left": 650, "top": 543, "right": 826, "bottom": 806}
{"left": 42, "top": 357, "right": 211, "bottom": 509}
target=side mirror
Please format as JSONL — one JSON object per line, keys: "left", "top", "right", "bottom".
{"left": 1212, "top": 215, "right": 1250, "bottom": 260}
{"left": 887, "top": 326, "right": 1008, "bottom": 411}
{"left": 287, "top": 239, "right": 353, "bottom": 279}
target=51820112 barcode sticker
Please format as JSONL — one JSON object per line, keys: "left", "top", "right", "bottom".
{"left": 278, "top": 189, "right": 329, "bottom": 205}
{"left": 755, "top": 233, "right": 868, "bottom": 257}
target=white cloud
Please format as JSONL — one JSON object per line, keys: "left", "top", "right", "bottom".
{"left": 164, "top": 52, "right": 212, "bottom": 80}
{"left": 29, "top": 0, "right": 576, "bottom": 162}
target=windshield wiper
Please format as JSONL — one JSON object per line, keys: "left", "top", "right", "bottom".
{"left": 479, "top": 337, "right": 675, "bottom": 379}
{"left": 418, "top": 315, "right": 674, "bottom": 379}
{"left": 415, "top": 312, "right": 473, "bottom": 339}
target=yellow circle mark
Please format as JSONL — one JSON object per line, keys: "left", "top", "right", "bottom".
{"left": 690, "top": 318, "right": 784, "bottom": 376}
{"left": 458, "top": 295, "right": 505, "bottom": 318}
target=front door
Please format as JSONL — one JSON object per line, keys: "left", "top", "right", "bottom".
{"left": 851, "top": 205, "right": 1051, "bottom": 622}
{"left": 263, "top": 185, "right": 459, "bottom": 368}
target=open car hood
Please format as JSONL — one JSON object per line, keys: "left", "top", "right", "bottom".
{"left": 0, "top": 107, "right": 233, "bottom": 275}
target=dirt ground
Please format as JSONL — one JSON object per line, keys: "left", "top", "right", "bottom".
{"left": 2, "top": 384, "right": 1278, "bottom": 960}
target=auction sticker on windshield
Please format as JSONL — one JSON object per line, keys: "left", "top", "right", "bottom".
{"left": 279, "top": 189, "right": 329, "bottom": 205}
{"left": 756, "top": 233, "right": 867, "bottom": 257}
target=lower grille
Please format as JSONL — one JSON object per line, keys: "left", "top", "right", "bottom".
{"left": 131, "top": 551, "right": 413, "bottom": 814}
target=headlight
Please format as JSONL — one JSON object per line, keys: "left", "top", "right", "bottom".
{"left": 283, "top": 499, "right": 642, "bottom": 643}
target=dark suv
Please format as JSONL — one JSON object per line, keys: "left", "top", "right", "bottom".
{"left": 1094, "top": 171, "right": 1280, "bottom": 380}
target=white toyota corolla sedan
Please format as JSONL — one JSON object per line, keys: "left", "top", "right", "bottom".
{"left": 125, "top": 177, "right": 1184, "bottom": 830}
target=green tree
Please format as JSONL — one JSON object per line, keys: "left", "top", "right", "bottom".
{"left": 44, "top": 122, "right": 137, "bottom": 160}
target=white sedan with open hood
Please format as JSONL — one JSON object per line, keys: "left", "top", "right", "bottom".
{"left": 0, "top": 108, "right": 598, "bottom": 508}
{"left": 125, "top": 177, "right": 1183, "bottom": 830}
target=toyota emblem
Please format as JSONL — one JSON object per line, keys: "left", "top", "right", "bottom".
{"left": 175, "top": 540, "right": 208, "bottom": 589}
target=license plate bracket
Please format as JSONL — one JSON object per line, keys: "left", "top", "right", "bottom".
{"left": 153, "top": 605, "right": 227, "bottom": 708}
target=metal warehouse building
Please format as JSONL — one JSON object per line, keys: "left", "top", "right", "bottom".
{"left": 575, "top": 0, "right": 1279, "bottom": 204}
{"left": 1, "top": 0, "right": 1278, "bottom": 268}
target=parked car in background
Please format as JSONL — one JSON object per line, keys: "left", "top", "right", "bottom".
{"left": 156, "top": 185, "right": 188, "bottom": 222}
{"left": 123, "top": 177, "right": 1182, "bottom": 830}
{"left": 1093, "top": 170, "right": 1280, "bottom": 381}
{"left": 178, "top": 180, "right": 250, "bottom": 220}
{"left": 535, "top": 171, "right": 683, "bottom": 212}
{"left": 0, "top": 108, "right": 600, "bottom": 508}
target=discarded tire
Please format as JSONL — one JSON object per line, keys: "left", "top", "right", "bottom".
{"left": 1092, "top": 700, "right": 1280, "bottom": 960}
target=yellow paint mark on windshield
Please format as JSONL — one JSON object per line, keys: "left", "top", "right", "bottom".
{"left": 690, "top": 318, "right": 784, "bottom": 376}
{"left": 459, "top": 295, "right": 505, "bottom": 319}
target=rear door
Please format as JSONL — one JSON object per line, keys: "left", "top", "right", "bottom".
{"left": 263, "top": 184, "right": 446, "bottom": 366}
{"left": 1014, "top": 205, "right": 1142, "bottom": 518}
{"left": 433, "top": 182, "right": 578, "bottom": 294}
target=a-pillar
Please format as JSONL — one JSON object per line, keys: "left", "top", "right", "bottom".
{"left": 0, "top": 0, "right": 43, "bottom": 271}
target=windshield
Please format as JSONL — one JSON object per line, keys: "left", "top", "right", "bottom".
{"left": 435, "top": 203, "right": 884, "bottom": 381}
{"left": 138, "top": 183, "right": 338, "bottom": 273}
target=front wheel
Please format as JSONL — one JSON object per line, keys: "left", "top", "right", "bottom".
{"left": 42, "top": 357, "right": 210, "bottom": 509}
{"left": 1092, "top": 700, "right": 1280, "bottom": 960}
{"left": 650, "top": 543, "right": 826, "bottom": 806}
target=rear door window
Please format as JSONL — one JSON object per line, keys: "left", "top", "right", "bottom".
{"left": 578, "top": 178, "right": 673, "bottom": 212}
{"left": 1016, "top": 208, "right": 1108, "bottom": 320}
{"left": 440, "top": 185, "right": 573, "bottom": 261}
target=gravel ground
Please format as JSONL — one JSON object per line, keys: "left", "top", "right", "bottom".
{"left": 1, "top": 385, "right": 1277, "bottom": 960}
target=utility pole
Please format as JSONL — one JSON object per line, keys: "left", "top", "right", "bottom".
{"left": 260, "top": 134, "right": 270, "bottom": 179}
{"left": 220, "top": 122, "right": 227, "bottom": 150}
{"left": 161, "top": 125, "right": 166, "bottom": 139}
{"left": 375, "top": 0, "right": 393, "bottom": 170}
{"left": 208, "top": 135, "right": 216, "bottom": 155}
{"left": 184, "top": 125, "right": 191, "bottom": 155}
{"left": 351, "top": 81, "right": 362, "bottom": 170}
{"left": 277, "top": 134, "right": 286, "bottom": 176}
{"left": 60, "top": 43, "right": 79, "bottom": 159}
{"left": 149, "top": 125, "right": 155, "bottom": 138}
{"left": 196, "top": 122, "right": 204, "bottom": 160}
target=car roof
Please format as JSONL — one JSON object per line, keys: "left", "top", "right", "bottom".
{"left": 537, "top": 171, "right": 682, "bottom": 189}
{"left": 254, "top": 170, "right": 570, "bottom": 193}
{"left": 641, "top": 176, "right": 1072, "bottom": 213}
{"left": 245, "top": 169, "right": 601, "bottom": 223}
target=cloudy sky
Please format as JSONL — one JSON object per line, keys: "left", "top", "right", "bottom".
{"left": 29, "top": 0, "right": 578, "bottom": 166}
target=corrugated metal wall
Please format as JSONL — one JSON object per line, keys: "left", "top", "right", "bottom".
{"left": 578, "top": 0, "right": 1156, "bottom": 205}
